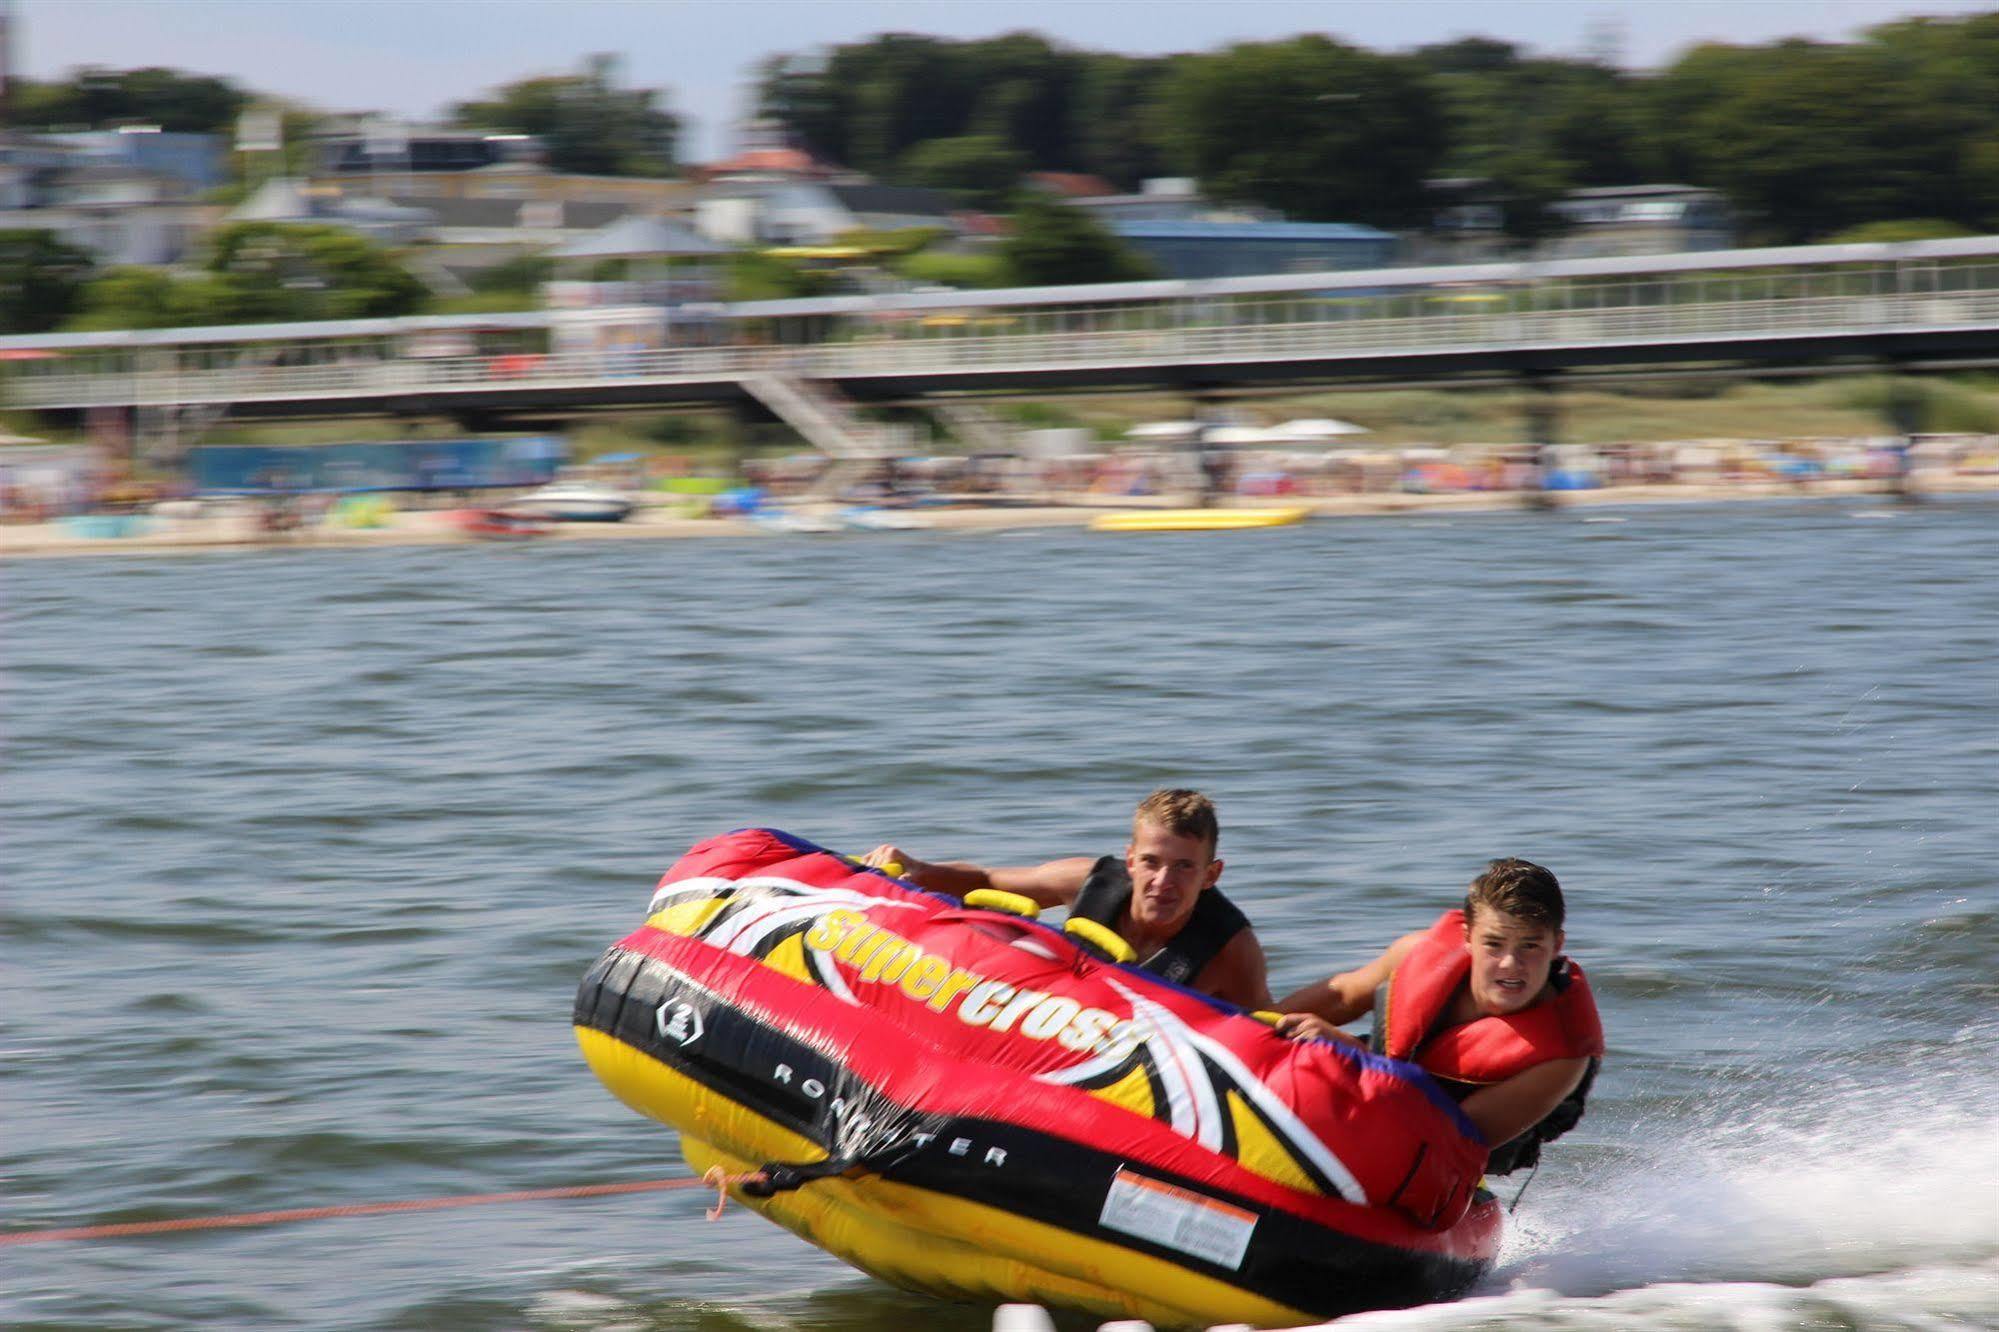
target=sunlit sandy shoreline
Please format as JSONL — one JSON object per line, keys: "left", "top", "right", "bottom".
{"left": 3, "top": 476, "right": 1992, "bottom": 560}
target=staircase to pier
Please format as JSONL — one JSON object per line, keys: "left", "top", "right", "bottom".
{"left": 742, "top": 374, "right": 916, "bottom": 497}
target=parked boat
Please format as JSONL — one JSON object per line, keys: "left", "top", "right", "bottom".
{"left": 1090, "top": 506, "right": 1310, "bottom": 533}
{"left": 510, "top": 483, "right": 636, "bottom": 523}
{"left": 446, "top": 507, "right": 553, "bottom": 540}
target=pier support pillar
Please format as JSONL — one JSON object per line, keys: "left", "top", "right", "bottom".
{"left": 1188, "top": 391, "right": 1227, "bottom": 507}
{"left": 1521, "top": 373, "right": 1562, "bottom": 510}
{"left": 1884, "top": 371, "right": 1925, "bottom": 501}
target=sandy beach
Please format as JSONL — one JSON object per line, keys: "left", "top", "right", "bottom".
{"left": 3, "top": 475, "right": 1992, "bottom": 560}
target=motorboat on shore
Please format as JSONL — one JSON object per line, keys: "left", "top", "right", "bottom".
{"left": 446, "top": 507, "right": 553, "bottom": 540}
{"left": 510, "top": 482, "right": 636, "bottom": 523}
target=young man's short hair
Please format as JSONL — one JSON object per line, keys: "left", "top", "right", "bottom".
{"left": 1465, "top": 858, "right": 1565, "bottom": 930}
{"left": 1132, "top": 788, "right": 1219, "bottom": 855}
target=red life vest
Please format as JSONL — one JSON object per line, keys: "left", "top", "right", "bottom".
{"left": 1380, "top": 910, "right": 1604, "bottom": 1084}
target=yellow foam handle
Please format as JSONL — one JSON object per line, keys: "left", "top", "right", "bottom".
{"left": 963, "top": 888, "right": 1041, "bottom": 918}
{"left": 879, "top": 861, "right": 904, "bottom": 879}
{"left": 1250, "top": 1010, "right": 1284, "bottom": 1026}
{"left": 1064, "top": 916, "right": 1137, "bottom": 964}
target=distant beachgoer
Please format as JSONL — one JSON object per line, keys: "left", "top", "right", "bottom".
{"left": 863, "top": 788, "right": 1270, "bottom": 1008}
{"left": 1274, "top": 858, "right": 1602, "bottom": 1172}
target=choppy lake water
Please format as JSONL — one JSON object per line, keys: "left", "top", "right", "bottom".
{"left": 4, "top": 497, "right": 1996, "bottom": 1330}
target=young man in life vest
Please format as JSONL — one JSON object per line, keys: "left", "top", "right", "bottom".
{"left": 861, "top": 788, "right": 1271, "bottom": 1009}
{"left": 1272, "top": 858, "right": 1603, "bottom": 1173}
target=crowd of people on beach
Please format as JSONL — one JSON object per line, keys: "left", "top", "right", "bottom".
{"left": 740, "top": 432, "right": 1992, "bottom": 504}
{"left": 4, "top": 431, "right": 1996, "bottom": 538}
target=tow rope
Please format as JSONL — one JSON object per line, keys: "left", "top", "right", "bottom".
{"left": 1507, "top": 1159, "right": 1543, "bottom": 1214}
{"left": 0, "top": 1168, "right": 770, "bottom": 1248}
{"left": 731, "top": 1133, "right": 926, "bottom": 1209}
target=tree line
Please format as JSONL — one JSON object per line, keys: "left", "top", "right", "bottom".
{"left": 12, "top": 16, "right": 1999, "bottom": 246}
{"left": 3, "top": 55, "right": 679, "bottom": 181}
{"left": 757, "top": 16, "right": 1999, "bottom": 244}
{"left": 9, "top": 17, "right": 1999, "bottom": 337}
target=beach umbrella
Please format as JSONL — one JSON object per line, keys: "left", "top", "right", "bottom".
{"left": 1125, "top": 420, "right": 1202, "bottom": 439}
{"left": 1272, "top": 417, "right": 1369, "bottom": 441}
{"left": 1203, "top": 426, "right": 1273, "bottom": 446}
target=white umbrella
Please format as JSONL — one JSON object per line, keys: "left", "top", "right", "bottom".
{"left": 1203, "top": 426, "right": 1272, "bottom": 446}
{"left": 1125, "top": 420, "right": 1203, "bottom": 439}
{"left": 1272, "top": 417, "right": 1369, "bottom": 440}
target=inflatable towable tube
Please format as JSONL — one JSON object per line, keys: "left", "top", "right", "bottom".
{"left": 574, "top": 830, "right": 1502, "bottom": 1328}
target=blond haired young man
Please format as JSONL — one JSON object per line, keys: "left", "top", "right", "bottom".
{"left": 864, "top": 788, "right": 1271, "bottom": 1008}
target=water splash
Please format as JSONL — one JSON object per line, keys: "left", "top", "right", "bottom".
{"left": 1495, "top": 1029, "right": 1999, "bottom": 1297}
{"left": 1330, "top": 1261, "right": 1999, "bottom": 1330}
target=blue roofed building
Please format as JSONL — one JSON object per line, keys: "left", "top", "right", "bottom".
{"left": 46, "top": 130, "right": 230, "bottom": 193}
{"left": 1112, "top": 220, "right": 1397, "bottom": 280}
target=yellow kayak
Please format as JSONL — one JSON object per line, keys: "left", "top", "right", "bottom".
{"left": 1090, "top": 506, "right": 1311, "bottom": 533}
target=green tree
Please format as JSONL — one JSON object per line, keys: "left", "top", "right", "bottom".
{"left": 1000, "top": 196, "right": 1152, "bottom": 286}
{"left": 843, "top": 34, "right": 981, "bottom": 174}
{"left": 892, "top": 248, "right": 1011, "bottom": 289}
{"left": 1416, "top": 42, "right": 1648, "bottom": 242}
{"left": 1961, "top": 134, "right": 1999, "bottom": 224}
{"left": 450, "top": 54, "right": 678, "bottom": 176}
{"left": 1864, "top": 13, "right": 1999, "bottom": 224}
{"left": 0, "top": 231, "right": 95, "bottom": 333}
{"left": 1658, "top": 41, "right": 1973, "bottom": 242}
{"left": 756, "top": 52, "right": 852, "bottom": 166}
{"left": 1823, "top": 218, "right": 1978, "bottom": 243}
{"left": 1414, "top": 37, "right": 1524, "bottom": 76}
{"left": 468, "top": 253, "right": 557, "bottom": 296}
{"left": 959, "top": 32, "right": 1080, "bottom": 167}
{"left": 67, "top": 265, "right": 185, "bottom": 330}
{"left": 724, "top": 251, "right": 834, "bottom": 303}
{"left": 68, "top": 224, "right": 427, "bottom": 329}
{"left": 898, "top": 134, "right": 1029, "bottom": 210}
{"left": 1156, "top": 37, "right": 1445, "bottom": 226}
{"left": 8, "top": 66, "right": 248, "bottom": 132}
{"left": 1484, "top": 151, "right": 1576, "bottom": 241}
{"left": 756, "top": 32, "right": 1149, "bottom": 181}
{"left": 202, "top": 222, "right": 428, "bottom": 321}
{"left": 1070, "top": 54, "right": 1172, "bottom": 187}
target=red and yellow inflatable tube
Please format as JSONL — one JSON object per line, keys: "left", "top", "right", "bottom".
{"left": 574, "top": 829, "right": 1501, "bottom": 1327}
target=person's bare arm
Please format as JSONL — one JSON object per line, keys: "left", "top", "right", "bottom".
{"left": 1456, "top": 1056, "right": 1590, "bottom": 1148}
{"left": 1192, "top": 927, "right": 1272, "bottom": 1010}
{"left": 1273, "top": 1012, "right": 1364, "bottom": 1046}
{"left": 862, "top": 846, "right": 1096, "bottom": 907}
{"left": 1274, "top": 930, "right": 1425, "bottom": 1024}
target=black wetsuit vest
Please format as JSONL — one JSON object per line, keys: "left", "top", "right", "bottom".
{"left": 1069, "top": 855, "right": 1249, "bottom": 988}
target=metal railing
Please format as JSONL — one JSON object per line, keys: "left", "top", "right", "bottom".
{"left": 13, "top": 288, "right": 1999, "bottom": 412}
